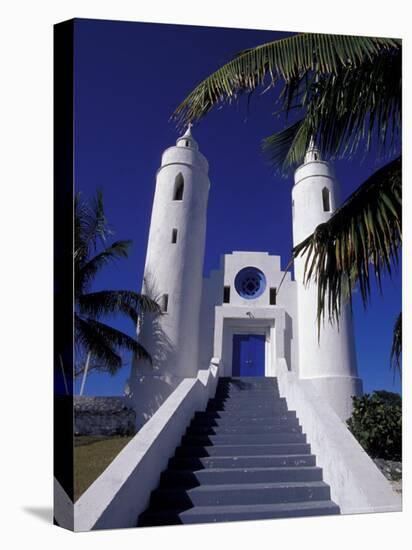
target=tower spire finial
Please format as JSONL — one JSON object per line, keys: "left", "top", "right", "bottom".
{"left": 183, "top": 122, "right": 193, "bottom": 137}
{"left": 176, "top": 122, "right": 199, "bottom": 150}
{"left": 304, "top": 137, "right": 321, "bottom": 163}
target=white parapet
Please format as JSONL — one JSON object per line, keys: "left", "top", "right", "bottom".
{"left": 74, "top": 359, "right": 221, "bottom": 531}
{"left": 276, "top": 358, "right": 401, "bottom": 515}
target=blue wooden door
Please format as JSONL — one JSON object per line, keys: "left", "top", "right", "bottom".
{"left": 232, "top": 334, "right": 265, "bottom": 377}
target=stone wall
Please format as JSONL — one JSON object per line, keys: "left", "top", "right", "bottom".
{"left": 374, "top": 459, "right": 402, "bottom": 495}
{"left": 74, "top": 397, "right": 136, "bottom": 436}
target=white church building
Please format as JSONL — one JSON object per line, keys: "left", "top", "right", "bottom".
{"left": 127, "top": 126, "right": 363, "bottom": 426}
{"left": 70, "top": 127, "right": 400, "bottom": 531}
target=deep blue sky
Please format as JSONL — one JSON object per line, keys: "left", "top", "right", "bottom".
{"left": 74, "top": 18, "right": 401, "bottom": 397}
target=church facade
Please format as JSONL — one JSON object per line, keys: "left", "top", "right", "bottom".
{"left": 127, "top": 127, "right": 363, "bottom": 427}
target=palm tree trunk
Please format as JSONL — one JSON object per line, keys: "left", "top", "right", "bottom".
{"left": 59, "top": 354, "right": 69, "bottom": 395}
{"left": 79, "top": 352, "right": 91, "bottom": 396}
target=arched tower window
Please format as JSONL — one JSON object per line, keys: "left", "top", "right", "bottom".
{"left": 173, "top": 173, "right": 184, "bottom": 201}
{"left": 322, "top": 187, "right": 331, "bottom": 212}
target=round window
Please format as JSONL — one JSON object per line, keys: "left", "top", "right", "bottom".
{"left": 234, "top": 267, "right": 266, "bottom": 300}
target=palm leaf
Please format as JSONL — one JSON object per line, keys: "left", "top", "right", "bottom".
{"left": 74, "top": 188, "right": 112, "bottom": 264}
{"left": 293, "top": 156, "right": 401, "bottom": 325}
{"left": 78, "top": 290, "right": 161, "bottom": 323}
{"left": 262, "top": 47, "right": 401, "bottom": 172}
{"left": 76, "top": 240, "right": 131, "bottom": 296}
{"left": 75, "top": 314, "right": 151, "bottom": 374}
{"left": 86, "top": 317, "right": 152, "bottom": 363}
{"left": 263, "top": 117, "right": 317, "bottom": 174}
{"left": 390, "top": 312, "right": 402, "bottom": 376}
{"left": 173, "top": 33, "right": 400, "bottom": 126}
{"left": 74, "top": 189, "right": 156, "bottom": 372}
{"left": 173, "top": 33, "right": 400, "bottom": 173}
{"left": 75, "top": 314, "right": 122, "bottom": 373}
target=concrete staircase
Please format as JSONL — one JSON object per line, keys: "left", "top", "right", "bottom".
{"left": 138, "top": 377, "right": 340, "bottom": 526}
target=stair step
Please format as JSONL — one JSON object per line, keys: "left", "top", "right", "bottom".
{"left": 206, "top": 398, "right": 287, "bottom": 411}
{"left": 186, "top": 423, "right": 302, "bottom": 436}
{"left": 194, "top": 410, "right": 297, "bottom": 422}
{"left": 137, "top": 376, "right": 339, "bottom": 527}
{"left": 214, "top": 389, "right": 281, "bottom": 397}
{"left": 182, "top": 432, "right": 306, "bottom": 446}
{"left": 161, "top": 466, "right": 323, "bottom": 487}
{"left": 218, "top": 377, "right": 279, "bottom": 386}
{"left": 206, "top": 405, "right": 288, "bottom": 414}
{"left": 209, "top": 399, "right": 283, "bottom": 408}
{"left": 187, "top": 420, "right": 301, "bottom": 434}
{"left": 139, "top": 500, "right": 340, "bottom": 526}
{"left": 150, "top": 481, "right": 332, "bottom": 508}
{"left": 213, "top": 390, "right": 281, "bottom": 399}
{"left": 175, "top": 443, "right": 312, "bottom": 457}
{"left": 207, "top": 399, "right": 283, "bottom": 408}
{"left": 169, "top": 454, "right": 317, "bottom": 470}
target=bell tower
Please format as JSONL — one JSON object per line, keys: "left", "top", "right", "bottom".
{"left": 292, "top": 143, "right": 363, "bottom": 420}
{"left": 127, "top": 126, "right": 211, "bottom": 427}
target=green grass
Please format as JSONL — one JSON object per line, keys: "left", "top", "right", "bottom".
{"left": 74, "top": 435, "right": 134, "bottom": 501}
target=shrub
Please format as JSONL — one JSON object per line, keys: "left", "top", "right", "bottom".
{"left": 347, "top": 391, "right": 402, "bottom": 461}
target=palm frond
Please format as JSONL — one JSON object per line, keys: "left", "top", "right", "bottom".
{"left": 173, "top": 33, "right": 400, "bottom": 129}
{"left": 74, "top": 190, "right": 156, "bottom": 372}
{"left": 85, "top": 317, "right": 152, "bottom": 363}
{"left": 262, "top": 118, "right": 308, "bottom": 174}
{"left": 293, "top": 156, "right": 401, "bottom": 327}
{"left": 78, "top": 290, "right": 161, "bottom": 323}
{"left": 75, "top": 314, "right": 151, "bottom": 374}
{"left": 75, "top": 314, "right": 122, "bottom": 373}
{"left": 76, "top": 240, "right": 131, "bottom": 296}
{"left": 262, "top": 46, "right": 401, "bottom": 172}
{"left": 75, "top": 188, "right": 112, "bottom": 264}
{"left": 390, "top": 312, "right": 402, "bottom": 375}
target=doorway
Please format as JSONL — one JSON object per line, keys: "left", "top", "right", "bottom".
{"left": 232, "top": 334, "right": 265, "bottom": 377}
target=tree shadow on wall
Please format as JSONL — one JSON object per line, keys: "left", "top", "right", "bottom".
{"left": 137, "top": 272, "right": 177, "bottom": 372}
{"left": 125, "top": 273, "right": 178, "bottom": 423}
{"left": 285, "top": 312, "right": 293, "bottom": 371}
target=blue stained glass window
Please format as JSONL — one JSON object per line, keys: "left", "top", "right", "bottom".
{"left": 234, "top": 267, "right": 266, "bottom": 300}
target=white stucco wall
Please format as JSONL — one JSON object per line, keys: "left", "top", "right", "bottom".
{"left": 199, "top": 251, "right": 298, "bottom": 377}
{"left": 276, "top": 359, "right": 401, "bottom": 514}
{"left": 109, "top": 135, "right": 387, "bottom": 528}
{"left": 127, "top": 136, "right": 363, "bottom": 426}
{"left": 127, "top": 130, "right": 211, "bottom": 425}
{"left": 292, "top": 151, "right": 362, "bottom": 419}
{"left": 76, "top": 359, "right": 222, "bottom": 531}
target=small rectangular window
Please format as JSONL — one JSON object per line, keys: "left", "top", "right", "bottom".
{"left": 322, "top": 187, "right": 331, "bottom": 212}
{"left": 171, "top": 228, "right": 177, "bottom": 243}
{"left": 223, "top": 286, "right": 230, "bottom": 303}
{"left": 162, "top": 294, "right": 169, "bottom": 312}
{"left": 270, "top": 287, "right": 277, "bottom": 305}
